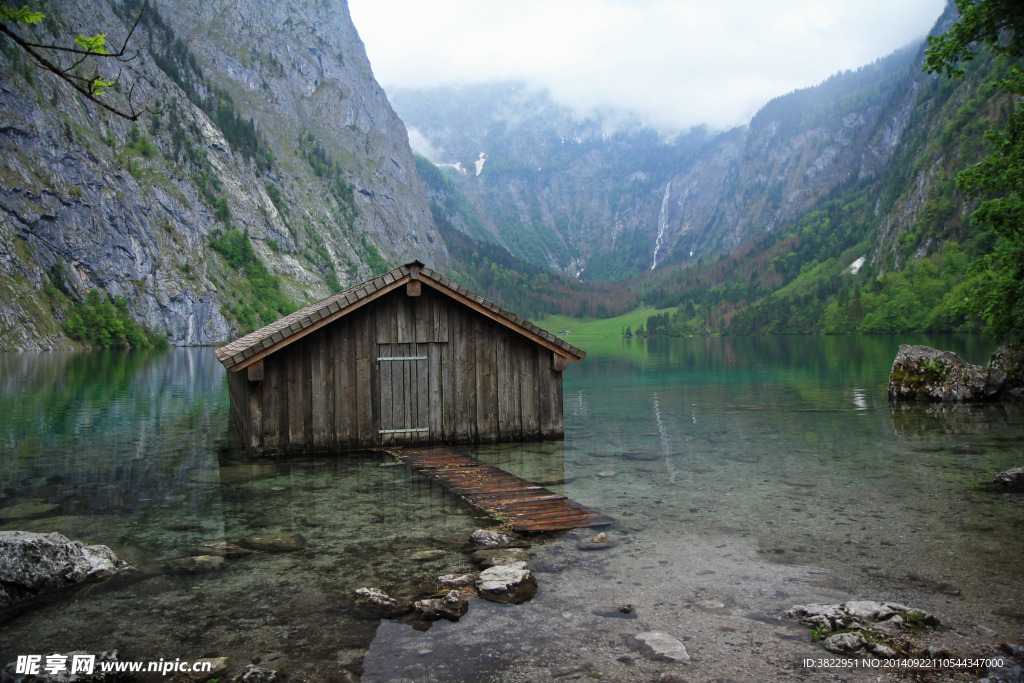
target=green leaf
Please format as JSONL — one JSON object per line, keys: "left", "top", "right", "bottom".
{"left": 0, "top": 6, "right": 45, "bottom": 24}
{"left": 74, "top": 33, "right": 109, "bottom": 55}
{"left": 89, "top": 77, "right": 116, "bottom": 95}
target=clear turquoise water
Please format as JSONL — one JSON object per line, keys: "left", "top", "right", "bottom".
{"left": 0, "top": 336, "right": 1021, "bottom": 680}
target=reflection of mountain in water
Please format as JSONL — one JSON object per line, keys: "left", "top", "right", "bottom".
{"left": 0, "top": 349, "right": 228, "bottom": 521}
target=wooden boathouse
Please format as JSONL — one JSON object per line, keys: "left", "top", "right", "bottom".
{"left": 216, "top": 261, "right": 585, "bottom": 453}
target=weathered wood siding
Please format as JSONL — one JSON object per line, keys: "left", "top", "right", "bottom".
{"left": 229, "top": 286, "right": 566, "bottom": 452}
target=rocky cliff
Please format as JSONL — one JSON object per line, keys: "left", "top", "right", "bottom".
{"left": 0, "top": 0, "right": 445, "bottom": 350}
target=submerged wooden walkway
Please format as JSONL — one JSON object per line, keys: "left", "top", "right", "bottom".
{"left": 385, "top": 446, "right": 617, "bottom": 533}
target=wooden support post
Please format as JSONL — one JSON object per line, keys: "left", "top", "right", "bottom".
{"left": 551, "top": 352, "right": 567, "bottom": 372}
{"left": 247, "top": 359, "right": 264, "bottom": 382}
{"left": 406, "top": 280, "right": 422, "bottom": 297}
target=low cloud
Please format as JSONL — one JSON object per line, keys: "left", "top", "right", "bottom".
{"left": 350, "top": 0, "right": 946, "bottom": 131}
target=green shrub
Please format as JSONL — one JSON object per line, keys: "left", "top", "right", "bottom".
{"left": 64, "top": 290, "right": 168, "bottom": 349}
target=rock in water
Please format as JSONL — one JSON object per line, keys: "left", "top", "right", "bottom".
{"left": 164, "top": 555, "right": 225, "bottom": 574}
{"left": 436, "top": 573, "right": 478, "bottom": 588}
{"left": 578, "top": 531, "right": 617, "bottom": 550}
{"left": 239, "top": 532, "right": 306, "bottom": 552}
{"left": 0, "top": 531, "right": 134, "bottom": 607}
{"left": 888, "top": 345, "right": 1005, "bottom": 401}
{"left": 633, "top": 631, "right": 691, "bottom": 663}
{"left": 410, "top": 549, "right": 447, "bottom": 562}
{"left": 990, "top": 341, "right": 1024, "bottom": 399}
{"left": 353, "top": 587, "right": 411, "bottom": 618}
{"left": 476, "top": 562, "right": 538, "bottom": 604}
{"left": 195, "top": 541, "right": 255, "bottom": 558}
{"left": 471, "top": 547, "right": 530, "bottom": 568}
{"left": 992, "top": 466, "right": 1024, "bottom": 491}
{"left": 414, "top": 589, "right": 470, "bottom": 621}
{"left": 467, "top": 529, "right": 524, "bottom": 549}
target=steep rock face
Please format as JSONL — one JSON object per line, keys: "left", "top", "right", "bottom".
{"left": 657, "top": 45, "right": 925, "bottom": 266}
{"left": 155, "top": 0, "right": 445, "bottom": 264}
{"left": 0, "top": 0, "right": 444, "bottom": 350}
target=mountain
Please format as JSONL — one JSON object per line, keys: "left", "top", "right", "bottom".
{"left": 390, "top": 45, "right": 927, "bottom": 283}
{"left": 0, "top": 0, "right": 445, "bottom": 350}
{"left": 389, "top": 83, "right": 714, "bottom": 280}
{"left": 390, "top": 2, "right": 1007, "bottom": 336}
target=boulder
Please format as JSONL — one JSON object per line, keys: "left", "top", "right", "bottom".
{"left": 990, "top": 341, "right": 1024, "bottom": 398}
{"left": 353, "top": 587, "right": 411, "bottom": 618}
{"left": 413, "top": 589, "right": 470, "bottom": 621}
{"left": 476, "top": 562, "right": 538, "bottom": 604}
{"left": 889, "top": 345, "right": 1005, "bottom": 401}
{"left": 633, "top": 631, "right": 691, "bottom": 663}
{"left": 992, "top": 466, "right": 1024, "bottom": 492}
{"left": 0, "top": 531, "right": 134, "bottom": 608}
{"left": 239, "top": 532, "right": 306, "bottom": 553}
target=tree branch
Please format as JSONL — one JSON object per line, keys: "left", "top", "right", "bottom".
{"left": 0, "top": 1, "right": 151, "bottom": 120}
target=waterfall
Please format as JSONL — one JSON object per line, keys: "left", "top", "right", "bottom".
{"left": 651, "top": 181, "right": 672, "bottom": 271}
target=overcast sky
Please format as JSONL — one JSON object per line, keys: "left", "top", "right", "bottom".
{"left": 348, "top": 0, "right": 948, "bottom": 132}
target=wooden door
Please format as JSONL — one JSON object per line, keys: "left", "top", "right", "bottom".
{"left": 377, "top": 342, "right": 436, "bottom": 444}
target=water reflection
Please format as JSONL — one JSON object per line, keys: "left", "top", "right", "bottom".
{"left": 1, "top": 338, "right": 1022, "bottom": 681}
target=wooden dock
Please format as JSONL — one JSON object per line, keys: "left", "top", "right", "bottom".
{"left": 385, "top": 446, "right": 617, "bottom": 533}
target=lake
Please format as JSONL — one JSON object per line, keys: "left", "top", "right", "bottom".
{"left": 0, "top": 335, "right": 1021, "bottom": 681}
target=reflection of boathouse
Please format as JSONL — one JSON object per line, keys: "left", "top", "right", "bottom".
{"left": 216, "top": 262, "right": 585, "bottom": 453}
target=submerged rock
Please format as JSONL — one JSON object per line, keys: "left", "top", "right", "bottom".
{"left": 471, "top": 547, "right": 529, "bottom": 568}
{"left": 196, "top": 541, "right": 255, "bottom": 558}
{"left": 164, "top": 555, "right": 225, "bottom": 575}
{"left": 476, "top": 562, "right": 538, "bottom": 604}
{"left": 0, "top": 501, "right": 60, "bottom": 520}
{"left": 633, "top": 631, "right": 691, "bottom": 663}
{"left": 239, "top": 532, "right": 306, "bottom": 553}
{"left": 992, "top": 466, "right": 1024, "bottom": 492}
{"left": 578, "top": 531, "right": 617, "bottom": 551}
{"left": 0, "top": 531, "right": 134, "bottom": 608}
{"left": 410, "top": 550, "right": 447, "bottom": 562}
{"left": 353, "top": 587, "right": 411, "bottom": 618}
{"left": 888, "top": 345, "right": 1005, "bottom": 401}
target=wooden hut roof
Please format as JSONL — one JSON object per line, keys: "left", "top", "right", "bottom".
{"left": 215, "top": 261, "right": 586, "bottom": 371}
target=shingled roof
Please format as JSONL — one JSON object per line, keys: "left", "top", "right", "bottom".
{"left": 215, "top": 261, "right": 586, "bottom": 371}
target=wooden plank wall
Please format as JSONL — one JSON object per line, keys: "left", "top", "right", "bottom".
{"left": 230, "top": 286, "right": 566, "bottom": 452}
